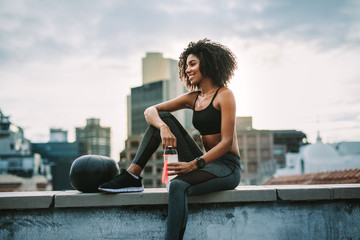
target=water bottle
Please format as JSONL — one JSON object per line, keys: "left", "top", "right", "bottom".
{"left": 162, "top": 146, "right": 178, "bottom": 191}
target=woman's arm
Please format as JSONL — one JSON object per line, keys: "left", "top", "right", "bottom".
{"left": 144, "top": 92, "right": 197, "bottom": 149}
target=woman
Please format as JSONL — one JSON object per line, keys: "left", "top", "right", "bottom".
{"left": 99, "top": 39, "right": 241, "bottom": 239}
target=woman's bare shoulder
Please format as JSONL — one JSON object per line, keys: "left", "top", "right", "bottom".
{"left": 218, "top": 87, "right": 235, "bottom": 99}
{"left": 182, "top": 91, "right": 200, "bottom": 108}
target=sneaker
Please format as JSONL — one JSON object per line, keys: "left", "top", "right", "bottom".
{"left": 98, "top": 169, "right": 144, "bottom": 193}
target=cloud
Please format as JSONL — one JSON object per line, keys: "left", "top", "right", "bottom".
{"left": 1, "top": 0, "right": 358, "bottom": 67}
{"left": 1, "top": 0, "right": 359, "bottom": 157}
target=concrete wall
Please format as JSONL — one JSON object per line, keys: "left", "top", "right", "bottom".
{"left": 1, "top": 185, "right": 360, "bottom": 240}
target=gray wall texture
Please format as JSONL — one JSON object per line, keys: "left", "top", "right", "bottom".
{"left": 1, "top": 201, "right": 360, "bottom": 240}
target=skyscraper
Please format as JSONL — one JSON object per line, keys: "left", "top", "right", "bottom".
{"left": 76, "top": 118, "right": 111, "bottom": 157}
{"left": 127, "top": 52, "right": 193, "bottom": 137}
{"left": 121, "top": 52, "right": 197, "bottom": 188}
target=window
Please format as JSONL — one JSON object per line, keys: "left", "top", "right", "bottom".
{"left": 273, "top": 148, "right": 284, "bottom": 155}
{"left": 130, "top": 141, "right": 139, "bottom": 148}
{"left": 238, "top": 136, "right": 243, "bottom": 145}
{"left": 144, "top": 179, "right": 153, "bottom": 186}
{"left": 156, "top": 179, "right": 162, "bottom": 187}
{"left": 247, "top": 135, "right": 256, "bottom": 145}
{"left": 261, "top": 149, "right": 270, "bottom": 159}
{"left": 248, "top": 149, "right": 256, "bottom": 159}
{"left": 248, "top": 162, "right": 258, "bottom": 173}
{"left": 144, "top": 166, "right": 152, "bottom": 175}
{"left": 260, "top": 135, "right": 269, "bottom": 145}
{"left": 239, "top": 149, "right": 244, "bottom": 157}
{"left": 156, "top": 152, "right": 163, "bottom": 160}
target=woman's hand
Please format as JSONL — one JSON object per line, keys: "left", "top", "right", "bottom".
{"left": 160, "top": 125, "right": 177, "bottom": 149}
{"left": 167, "top": 161, "right": 197, "bottom": 176}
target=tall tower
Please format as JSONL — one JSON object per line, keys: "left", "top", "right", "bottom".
{"left": 127, "top": 52, "right": 192, "bottom": 137}
{"left": 76, "top": 118, "right": 111, "bottom": 157}
{"left": 121, "top": 52, "right": 197, "bottom": 188}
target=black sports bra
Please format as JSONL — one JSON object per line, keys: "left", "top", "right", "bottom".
{"left": 192, "top": 87, "right": 222, "bottom": 135}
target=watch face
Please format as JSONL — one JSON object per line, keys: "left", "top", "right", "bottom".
{"left": 197, "top": 158, "right": 206, "bottom": 168}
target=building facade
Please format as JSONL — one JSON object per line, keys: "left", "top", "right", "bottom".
{"left": 50, "top": 128, "right": 68, "bottom": 143}
{"left": 272, "top": 130, "right": 308, "bottom": 168}
{"left": 236, "top": 117, "right": 308, "bottom": 184}
{"left": 32, "top": 140, "right": 80, "bottom": 190}
{"left": 120, "top": 52, "right": 196, "bottom": 188}
{"left": 76, "top": 118, "right": 111, "bottom": 157}
{"left": 127, "top": 52, "right": 193, "bottom": 137}
{"left": 236, "top": 116, "right": 276, "bottom": 185}
{"left": 0, "top": 109, "right": 34, "bottom": 177}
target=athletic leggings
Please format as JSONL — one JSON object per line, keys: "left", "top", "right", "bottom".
{"left": 132, "top": 111, "right": 241, "bottom": 240}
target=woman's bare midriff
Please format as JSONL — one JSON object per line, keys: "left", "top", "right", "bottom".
{"left": 201, "top": 133, "right": 240, "bottom": 156}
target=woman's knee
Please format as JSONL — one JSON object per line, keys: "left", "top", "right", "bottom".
{"left": 169, "top": 179, "right": 189, "bottom": 194}
{"left": 158, "top": 111, "right": 173, "bottom": 119}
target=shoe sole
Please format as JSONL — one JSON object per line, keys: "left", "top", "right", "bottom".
{"left": 98, "top": 186, "right": 144, "bottom": 193}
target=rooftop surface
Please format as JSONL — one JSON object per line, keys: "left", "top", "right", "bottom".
{"left": 264, "top": 169, "right": 360, "bottom": 185}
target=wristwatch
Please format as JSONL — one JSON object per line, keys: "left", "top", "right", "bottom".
{"left": 196, "top": 157, "right": 206, "bottom": 169}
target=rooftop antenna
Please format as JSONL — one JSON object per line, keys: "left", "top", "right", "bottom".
{"left": 316, "top": 114, "right": 322, "bottom": 143}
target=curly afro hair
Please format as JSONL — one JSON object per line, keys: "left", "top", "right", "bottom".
{"left": 178, "top": 39, "right": 237, "bottom": 91}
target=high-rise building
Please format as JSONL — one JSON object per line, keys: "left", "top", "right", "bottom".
{"left": 76, "top": 118, "right": 111, "bottom": 157}
{"left": 50, "top": 128, "right": 68, "bottom": 143}
{"left": 127, "top": 52, "right": 193, "bottom": 137}
{"left": 121, "top": 52, "right": 197, "bottom": 188}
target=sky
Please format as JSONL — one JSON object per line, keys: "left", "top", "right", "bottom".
{"left": 1, "top": 0, "right": 359, "bottom": 160}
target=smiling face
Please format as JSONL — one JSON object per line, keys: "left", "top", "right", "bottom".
{"left": 185, "top": 54, "right": 203, "bottom": 86}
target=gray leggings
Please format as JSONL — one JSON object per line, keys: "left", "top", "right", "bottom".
{"left": 132, "top": 111, "right": 241, "bottom": 240}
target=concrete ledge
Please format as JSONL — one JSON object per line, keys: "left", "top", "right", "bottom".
{"left": 54, "top": 189, "right": 168, "bottom": 208}
{"left": 54, "top": 186, "right": 277, "bottom": 208}
{"left": 332, "top": 184, "right": 360, "bottom": 199}
{"left": 274, "top": 185, "right": 333, "bottom": 201}
{"left": 0, "top": 191, "right": 58, "bottom": 209}
{"left": 189, "top": 186, "right": 277, "bottom": 204}
{"left": 0, "top": 184, "right": 359, "bottom": 210}
{"left": 270, "top": 184, "right": 360, "bottom": 201}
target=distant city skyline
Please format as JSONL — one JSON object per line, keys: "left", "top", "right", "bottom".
{"left": 1, "top": 0, "right": 359, "bottom": 160}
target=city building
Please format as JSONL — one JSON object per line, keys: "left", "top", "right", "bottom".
{"left": 120, "top": 52, "right": 196, "bottom": 188}
{"left": 274, "top": 134, "right": 360, "bottom": 178}
{"left": 50, "top": 128, "right": 68, "bottom": 143}
{"left": 76, "top": 118, "right": 111, "bottom": 157}
{"left": 32, "top": 128, "right": 80, "bottom": 190}
{"left": 127, "top": 52, "right": 193, "bottom": 136}
{"left": 236, "top": 116, "right": 276, "bottom": 185}
{"left": 272, "top": 130, "right": 308, "bottom": 168}
{"left": 332, "top": 141, "right": 360, "bottom": 156}
{"left": 0, "top": 109, "right": 34, "bottom": 177}
{"left": 32, "top": 141, "right": 80, "bottom": 191}
{"left": 235, "top": 116, "right": 309, "bottom": 185}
